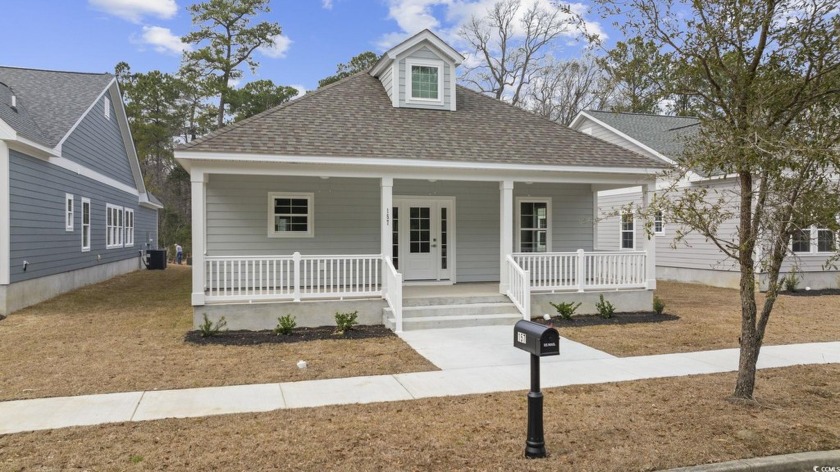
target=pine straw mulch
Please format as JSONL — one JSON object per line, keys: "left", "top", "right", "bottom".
{"left": 1, "top": 364, "right": 837, "bottom": 471}
{"left": 185, "top": 325, "right": 396, "bottom": 345}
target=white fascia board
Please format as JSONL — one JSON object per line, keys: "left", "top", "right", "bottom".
{"left": 0, "top": 140, "right": 9, "bottom": 284}
{"left": 370, "top": 55, "right": 393, "bottom": 77}
{"left": 387, "top": 30, "right": 464, "bottom": 65}
{"left": 6, "top": 136, "right": 59, "bottom": 159}
{"left": 575, "top": 112, "right": 678, "bottom": 167}
{"left": 55, "top": 78, "right": 115, "bottom": 154}
{"left": 49, "top": 156, "right": 139, "bottom": 196}
{"left": 174, "top": 151, "right": 661, "bottom": 177}
{"left": 139, "top": 193, "right": 164, "bottom": 210}
{"left": 0, "top": 118, "right": 16, "bottom": 140}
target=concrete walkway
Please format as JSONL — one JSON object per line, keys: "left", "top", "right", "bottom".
{"left": 1, "top": 336, "right": 838, "bottom": 436}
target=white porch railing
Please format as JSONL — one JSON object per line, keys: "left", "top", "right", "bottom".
{"left": 506, "top": 255, "right": 530, "bottom": 319}
{"left": 204, "top": 253, "right": 383, "bottom": 302}
{"left": 513, "top": 250, "right": 647, "bottom": 292}
{"left": 383, "top": 257, "right": 403, "bottom": 332}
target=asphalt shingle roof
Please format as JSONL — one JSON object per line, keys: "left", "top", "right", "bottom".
{"left": 585, "top": 110, "right": 699, "bottom": 160}
{"left": 181, "top": 73, "right": 665, "bottom": 170}
{"left": 0, "top": 66, "right": 114, "bottom": 148}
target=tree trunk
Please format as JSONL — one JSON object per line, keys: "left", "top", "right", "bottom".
{"left": 734, "top": 170, "right": 760, "bottom": 400}
{"left": 733, "top": 321, "right": 761, "bottom": 398}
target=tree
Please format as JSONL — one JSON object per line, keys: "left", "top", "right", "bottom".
{"left": 598, "top": 0, "right": 840, "bottom": 399}
{"left": 318, "top": 51, "right": 379, "bottom": 88}
{"left": 522, "top": 55, "right": 614, "bottom": 125}
{"left": 183, "top": 0, "right": 282, "bottom": 128}
{"left": 458, "top": 0, "right": 577, "bottom": 106}
{"left": 598, "top": 37, "right": 667, "bottom": 113}
{"left": 228, "top": 79, "right": 298, "bottom": 121}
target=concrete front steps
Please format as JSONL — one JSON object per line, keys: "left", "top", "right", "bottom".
{"left": 383, "top": 294, "right": 522, "bottom": 331}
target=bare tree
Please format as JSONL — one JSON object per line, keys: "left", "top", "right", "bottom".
{"left": 458, "top": 0, "right": 577, "bottom": 106}
{"left": 523, "top": 55, "right": 614, "bottom": 124}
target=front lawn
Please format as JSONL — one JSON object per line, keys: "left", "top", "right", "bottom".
{"left": 0, "top": 266, "right": 436, "bottom": 401}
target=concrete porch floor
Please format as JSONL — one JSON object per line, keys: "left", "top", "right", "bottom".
{"left": 402, "top": 282, "right": 500, "bottom": 299}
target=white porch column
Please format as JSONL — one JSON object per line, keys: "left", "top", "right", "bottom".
{"left": 191, "top": 170, "right": 207, "bottom": 305}
{"left": 642, "top": 182, "right": 657, "bottom": 290}
{"left": 0, "top": 140, "right": 9, "bottom": 286}
{"left": 380, "top": 177, "right": 393, "bottom": 259}
{"left": 499, "top": 180, "right": 514, "bottom": 294}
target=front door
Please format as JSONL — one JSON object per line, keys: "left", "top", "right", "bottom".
{"left": 393, "top": 197, "right": 454, "bottom": 282}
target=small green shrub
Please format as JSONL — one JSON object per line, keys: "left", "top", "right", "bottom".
{"left": 549, "top": 301, "right": 582, "bottom": 320}
{"left": 129, "top": 455, "right": 144, "bottom": 464}
{"left": 652, "top": 296, "right": 666, "bottom": 315}
{"left": 334, "top": 311, "right": 359, "bottom": 335}
{"left": 595, "top": 294, "right": 615, "bottom": 319}
{"left": 198, "top": 314, "right": 227, "bottom": 337}
{"left": 274, "top": 314, "right": 297, "bottom": 335}
{"left": 783, "top": 271, "right": 800, "bottom": 292}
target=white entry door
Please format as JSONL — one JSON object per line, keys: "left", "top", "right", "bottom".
{"left": 393, "top": 197, "right": 454, "bottom": 282}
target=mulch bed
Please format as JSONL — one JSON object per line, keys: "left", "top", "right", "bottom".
{"left": 780, "top": 289, "right": 840, "bottom": 297}
{"left": 536, "top": 311, "right": 680, "bottom": 327}
{"left": 185, "top": 324, "right": 396, "bottom": 345}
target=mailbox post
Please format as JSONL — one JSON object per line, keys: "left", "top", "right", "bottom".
{"left": 513, "top": 320, "right": 560, "bottom": 459}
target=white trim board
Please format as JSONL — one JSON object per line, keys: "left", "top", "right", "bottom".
{"left": 49, "top": 156, "right": 139, "bottom": 196}
{"left": 0, "top": 140, "right": 10, "bottom": 284}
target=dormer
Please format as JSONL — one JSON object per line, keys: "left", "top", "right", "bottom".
{"left": 370, "top": 29, "right": 464, "bottom": 111}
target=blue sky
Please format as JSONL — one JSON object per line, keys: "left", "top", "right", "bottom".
{"left": 0, "top": 0, "right": 619, "bottom": 93}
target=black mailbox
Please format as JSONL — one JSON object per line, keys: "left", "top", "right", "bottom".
{"left": 514, "top": 320, "right": 560, "bottom": 357}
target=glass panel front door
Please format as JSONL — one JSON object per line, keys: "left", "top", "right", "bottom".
{"left": 395, "top": 198, "right": 453, "bottom": 281}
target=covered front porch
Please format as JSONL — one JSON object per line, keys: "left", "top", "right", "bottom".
{"left": 187, "top": 163, "right": 658, "bottom": 332}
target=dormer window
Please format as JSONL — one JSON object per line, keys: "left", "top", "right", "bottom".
{"left": 406, "top": 58, "right": 443, "bottom": 104}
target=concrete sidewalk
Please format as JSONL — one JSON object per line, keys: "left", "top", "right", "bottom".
{"left": 1, "top": 339, "right": 838, "bottom": 435}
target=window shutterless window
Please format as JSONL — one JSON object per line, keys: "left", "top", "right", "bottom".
{"left": 516, "top": 198, "right": 551, "bottom": 253}
{"left": 817, "top": 228, "right": 835, "bottom": 252}
{"left": 406, "top": 59, "right": 444, "bottom": 103}
{"left": 81, "top": 198, "right": 91, "bottom": 252}
{"left": 65, "top": 194, "right": 74, "bottom": 231}
{"left": 791, "top": 228, "right": 811, "bottom": 253}
{"left": 267, "top": 193, "right": 314, "bottom": 238}
{"left": 621, "top": 213, "right": 635, "bottom": 249}
{"left": 106, "top": 204, "right": 124, "bottom": 249}
{"left": 124, "top": 209, "right": 135, "bottom": 247}
{"left": 654, "top": 210, "right": 664, "bottom": 234}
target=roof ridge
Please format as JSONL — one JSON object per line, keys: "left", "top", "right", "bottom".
{"left": 588, "top": 109, "right": 699, "bottom": 120}
{"left": 0, "top": 65, "right": 113, "bottom": 77}
{"left": 181, "top": 71, "right": 368, "bottom": 150}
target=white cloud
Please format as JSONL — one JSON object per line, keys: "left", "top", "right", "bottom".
{"left": 322, "top": 0, "right": 334, "bottom": 9}
{"left": 137, "top": 26, "right": 191, "bottom": 55}
{"left": 89, "top": 0, "right": 178, "bottom": 23}
{"left": 259, "top": 34, "right": 292, "bottom": 58}
{"left": 290, "top": 85, "right": 307, "bottom": 98}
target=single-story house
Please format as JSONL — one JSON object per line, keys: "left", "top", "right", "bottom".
{"left": 571, "top": 110, "right": 839, "bottom": 289}
{"left": 0, "top": 66, "right": 162, "bottom": 316}
{"left": 174, "top": 30, "right": 665, "bottom": 332}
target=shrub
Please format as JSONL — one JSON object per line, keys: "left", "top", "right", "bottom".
{"left": 652, "top": 296, "right": 666, "bottom": 315}
{"left": 198, "top": 314, "right": 227, "bottom": 337}
{"left": 595, "top": 294, "right": 615, "bottom": 319}
{"left": 549, "top": 301, "right": 582, "bottom": 320}
{"left": 274, "top": 314, "right": 297, "bottom": 336}
{"left": 783, "top": 271, "right": 800, "bottom": 292}
{"left": 334, "top": 311, "right": 358, "bottom": 335}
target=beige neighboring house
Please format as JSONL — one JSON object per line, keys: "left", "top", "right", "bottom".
{"left": 174, "top": 30, "right": 667, "bottom": 332}
{"left": 571, "top": 110, "right": 839, "bottom": 290}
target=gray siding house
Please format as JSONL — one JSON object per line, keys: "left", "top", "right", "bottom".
{"left": 0, "top": 67, "right": 162, "bottom": 316}
{"left": 175, "top": 30, "right": 665, "bottom": 331}
{"left": 571, "top": 110, "right": 839, "bottom": 290}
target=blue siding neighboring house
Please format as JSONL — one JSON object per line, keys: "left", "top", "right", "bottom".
{"left": 0, "top": 66, "right": 162, "bottom": 316}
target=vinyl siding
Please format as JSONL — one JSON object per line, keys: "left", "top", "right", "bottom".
{"left": 9, "top": 149, "right": 156, "bottom": 283}
{"left": 575, "top": 117, "right": 652, "bottom": 157}
{"left": 61, "top": 91, "right": 136, "bottom": 187}
{"left": 397, "top": 45, "right": 453, "bottom": 111}
{"left": 381, "top": 65, "right": 394, "bottom": 103}
{"left": 513, "top": 183, "right": 595, "bottom": 252}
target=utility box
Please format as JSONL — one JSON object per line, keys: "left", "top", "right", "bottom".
{"left": 147, "top": 249, "right": 167, "bottom": 270}
{"left": 514, "top": 320, "right": 560, "bottom": 357}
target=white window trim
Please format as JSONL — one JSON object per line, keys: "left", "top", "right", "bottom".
{"left": 124, "top": 208, "right": 135, "bottom": 247}
{"left": 267, "top": 192, "right": 315, "bottom": 238}
{"left": 81, "top": 198, "right": 91, "bottom": 252}
{"left": 65, "top": 193, "right": 74, "bottom": 231}
{"left": 791, "top": 225, "right": 838, "bottom": 254}
{"left": 620, "top": 212, "right": 636, "bottom": 250}
{"left": 104, "top": 96, "right": 111, "bottom": 120}
{"left": 515, "top": 197, "right": 552, "bottom": 252}
{"left": 654, "top": 210, "right": 664, "bottom": 235}
{"left": 405, "top": 58, "right": 444, "bottom": 105}
{"left": 106, "top": 203, "right": 124, "bottom": 249}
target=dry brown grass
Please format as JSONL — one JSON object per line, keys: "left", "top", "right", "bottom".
{"left": 560, "top": 281, "right": 840, "bottom": 356}
{"left": 1, "top": 364, "right": 837, "bottom": 471}
{"left": 0, "top": 266, "right": 435, "bottom": 401}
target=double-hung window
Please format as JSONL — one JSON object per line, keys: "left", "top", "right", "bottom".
{"left": 517, "top": 198, "right": 551, "bottom": 252}
{"left": 621, "top": 212, "right": 635, "bottom": 249}
{"left": 654, "top": 210, "right": 664, "bottom": 235}
{"left": 81, "top": 198, "right": 91, "bottom": 252}
{"left": 124, "top": 209, "right": 135, "bottom": 247}
{"left": 268, "top": 193, "right": 314, "bottom": 238}
{"left": 106, "top": 204, "right": 124, "bottom": 249}
{"left": 406, "top": 59, "right": 443, "bottom": 104}
{"left": 791, "top": 228, "right": 811, "bottom": 253}
{"left": 65, "top": 194, "right": 74, "bottom": 231}
{"left": 792, "top": 226, "right": 837, "bottom": 253}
